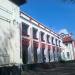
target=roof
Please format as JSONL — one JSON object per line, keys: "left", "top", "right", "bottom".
{"left": 63, "top": 36, "right": 73, "bottom": 43}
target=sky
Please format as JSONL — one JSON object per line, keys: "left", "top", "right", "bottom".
{"left": 20, "top": 0, "right": 75, "bottom": 37}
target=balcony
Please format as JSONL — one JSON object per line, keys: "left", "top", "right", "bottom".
{"left": 41, "top": 43, "right": 45, "bottom": 49}
{"left": 33, "top": 41, "right": 39, "bottom": 48}
{"left": 48, "top": 45, "right": 51, "bottom": 49}
{"left": 22, "top": 38, "right": 30, "bottom": 46}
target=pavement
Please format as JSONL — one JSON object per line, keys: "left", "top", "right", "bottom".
{"left": 21, "top": 62, "right": 75, "bottom": 75}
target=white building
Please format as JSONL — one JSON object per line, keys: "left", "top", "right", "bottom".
{"left": 20, "top": 12, "right": 75, "bottom": 64}
{"left": 0, "top": 0, "right": 75, "bottom": 75}
{"left": 0, "top": 0, "right": 75, "bottom": 68}
{"left": 0, "top": 0, "right": 26, "bottom": 66}
{"left": 20, "top": 12, "right": 63, "bottom": 64}
{"left": 61, "top": 34, "right": 75, "bottom": 61}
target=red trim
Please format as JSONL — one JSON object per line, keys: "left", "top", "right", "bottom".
{"left": 48, "top": 45, "right": 51, "bottom": 49}
{"left": 22, "top": 38, "right": 30, "bottom": 46}
{"left": 52, "top": 46, "right": 55, "bottom": 48}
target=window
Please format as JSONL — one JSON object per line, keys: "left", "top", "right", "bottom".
{"left": 33, "top": 28, "right": 38, "bottom": 39}
{"left": 67, "top": 52, "right": 70, "bottom": 58}
{"left": 59, "top": 40, "right": 61, "bottom": 47}
{"left": 47, "top": 35, "right": 50, "bottom": 43}
{"left": 33, "top": 47, "right": 38, "bottom": 63}
{"left": 53, "top": 47, "right": 55, "bottom": 61}
{"left": 33, "top": 41, "right": 38, "bottom": 63}
{"left": 55, "top": 39, "right": 58, "bottom": 46}
{"left": 41, "top": 32, "right": 45, "bottom": 42}
{"left": 57, "top": 48, "right": 61, "bottom": 61}
{"left": 48, "top": 49, "right": 50, "bottom": 62}
{"left": 22, "top": 38, "right": 29, "bottom": 64}
{"left": 22, "top": 44, "right": 28, "bottom": 64}
{"left": 63, "top": 52, "right": 65, "bottom": 59}
{"left": 42, "top": 48, "right": 45, "bottom": 63}
{"left": 65, "top": 43, "right": 68, "bottom": 46}
{"left": 22, "top": 22, "right": 29, "bottom": 36}
{"left": 51, "top": 37, "right": 54, "bottom": 45}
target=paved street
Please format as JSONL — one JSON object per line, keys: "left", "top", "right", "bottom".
{"left": 21, "top": 62, "right": 75, "bottom": 75}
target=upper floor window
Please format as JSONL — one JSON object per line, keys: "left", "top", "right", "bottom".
{"left": 55, "top": 39, "right": 58, "bottom": 46}
{"left": 33, "top": 28, "right": 38, "bottom": 40}
{"left": 22, "top": 22, "right": 29, "bottom": 36}
{"left": 41, "top": 32, "right": 45, "bottom": 42}
{"left": 51, "top": 37, "right": 54, "bottom": 45}
{"left": 65, "top": 43, "right": 68, "bottom": 46}
{"left": 59, "top": 40, "right": 61, "bottom": 47}
{"left": 47, "top": 35, "right": 50, "bottom": 43}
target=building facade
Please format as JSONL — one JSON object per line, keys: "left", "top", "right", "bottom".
{"left": 1, "top": 0, "right": 75, "bottom": 75}
{"left": 20, "top": 12, "right": 63, "bottom": 64}
{"left": 0, "top": 0, "right": 26, "bottom": 66}
{"left": 0, "top": 0, "right": 75, "bottom": 68}
{"left": 61, "top": 34, "right": 75, "bottom": 61}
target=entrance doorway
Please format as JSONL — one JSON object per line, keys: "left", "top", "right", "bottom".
{"left": 22, "top": 45, "right": 28, "bottom": 64}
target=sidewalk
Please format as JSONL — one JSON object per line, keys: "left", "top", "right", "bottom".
{"left": 21, "top": 61, "right": 75, "bottom": 75}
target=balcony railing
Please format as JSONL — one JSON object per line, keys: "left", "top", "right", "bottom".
{"left": 48, "top": 45, "right": 51, "bottom": 49}
{"left": 41, "top": 43, "right": 45, "bottom": 49}
{"left": 22, "top": 38, "right": 30, "bottom": 46}
{"left": 33, "top": 41, "right": 38, "bottom": 48}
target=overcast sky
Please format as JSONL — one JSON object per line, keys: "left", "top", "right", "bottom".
{"left": 20, "top": 0, "right": 75, "bottom": 37}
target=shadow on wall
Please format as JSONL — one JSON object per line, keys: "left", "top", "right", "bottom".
{"left": 0, "top": 23, "right": 15, "bottom": 65}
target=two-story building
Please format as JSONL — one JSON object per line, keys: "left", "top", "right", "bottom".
{"left": 60, "top": 34, "right": 75, "bottom": 61}
{"left": 20, "top": 12, "right": 63, "bottom": 64}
